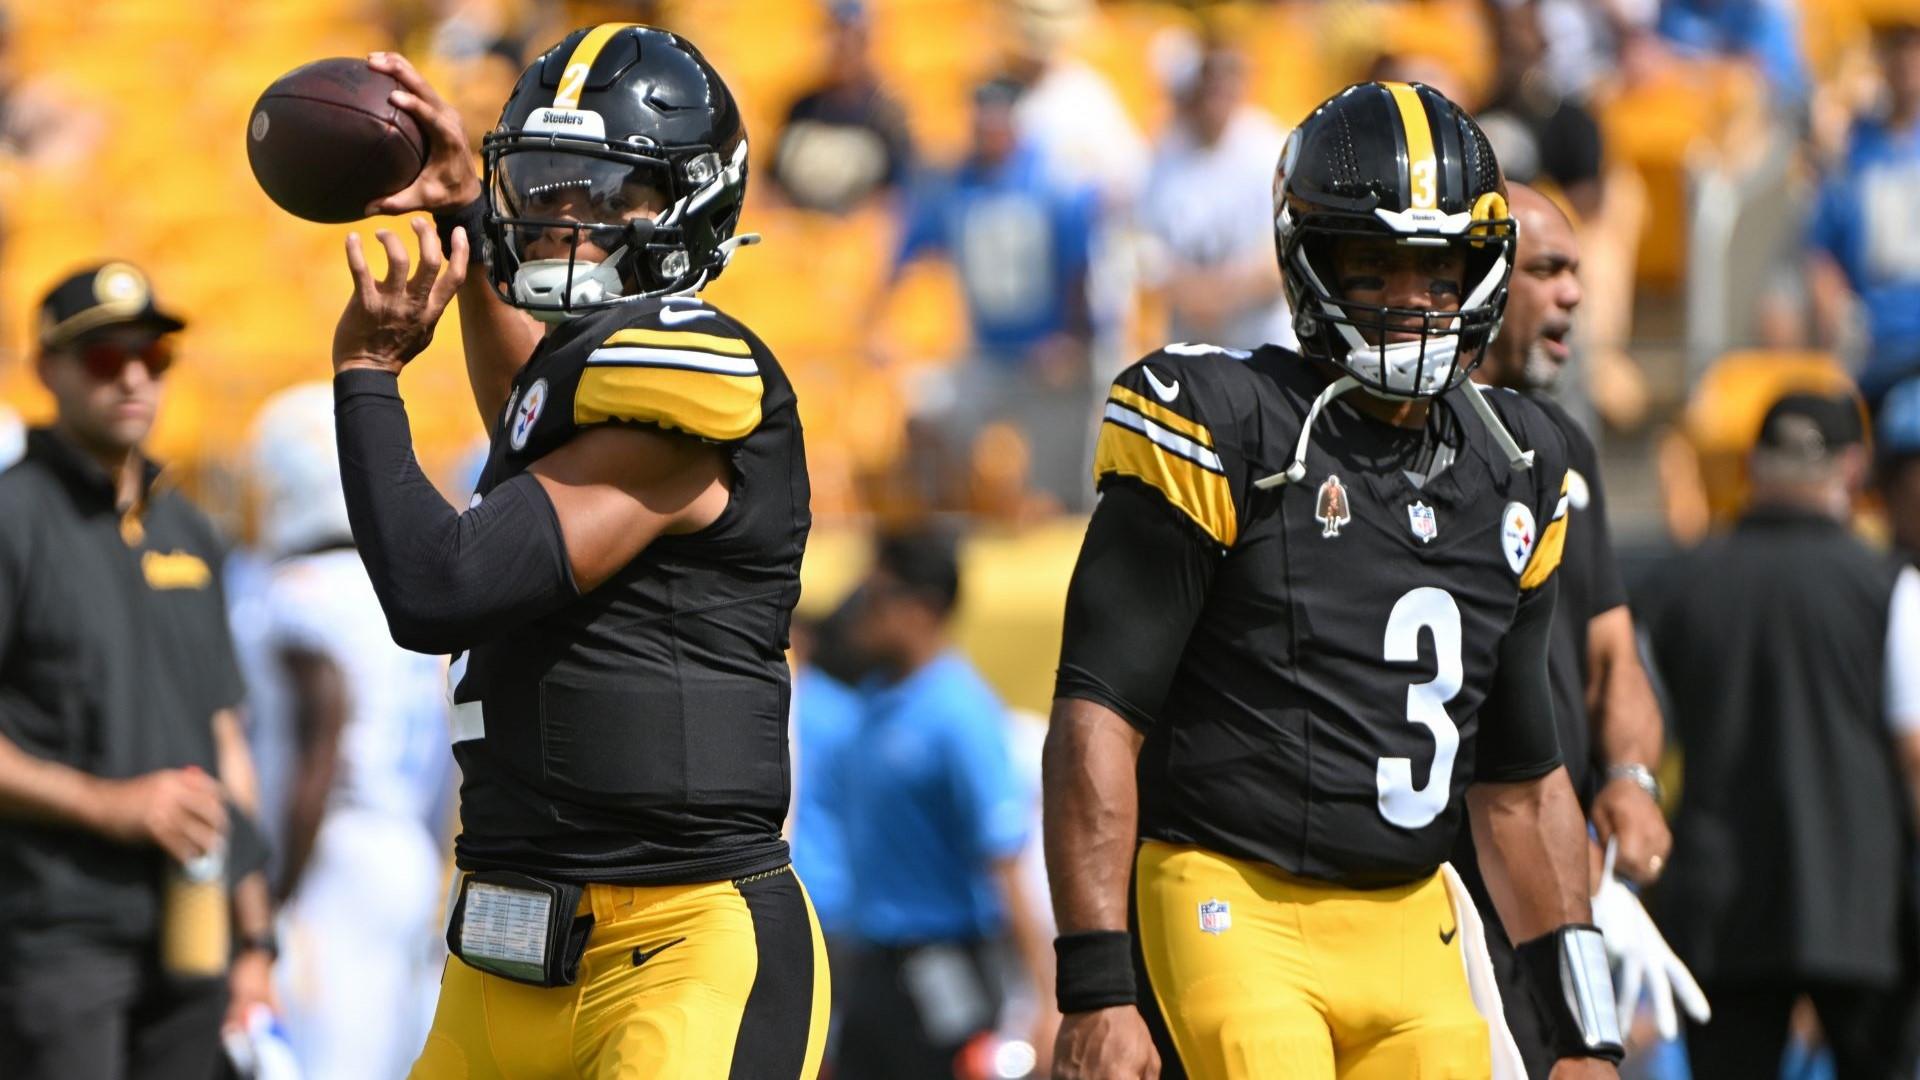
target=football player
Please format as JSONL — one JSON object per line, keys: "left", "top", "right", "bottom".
{"left": 1044, "top": 83, "right": 1621, "bottom": 1080}
{"left": 1457, "top": 184, "right": 1705, "bottom": 1071}
{"left": 325, "top": 25, "right": 825, "bottom": 1078}
{"left": 242, "top": 383, "right": 450, "bottom": 1080}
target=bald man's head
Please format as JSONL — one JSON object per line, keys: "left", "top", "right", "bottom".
{"left": 1478, "top": 183, "right": 1582, "bottom": 391}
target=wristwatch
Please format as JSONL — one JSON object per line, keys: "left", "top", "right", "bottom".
{"left": 236, "top": 930, "right": 279, "bottom": 961}
{"left": 1605, "top": 762, "right": 1663, "bottom": 804}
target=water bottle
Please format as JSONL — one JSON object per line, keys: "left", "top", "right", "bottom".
{"left": 160, "top": 839, "right": 229, "bottom": 977}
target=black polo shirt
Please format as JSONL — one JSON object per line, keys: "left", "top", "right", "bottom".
{"left": 0, "top": 428, "right": 246, "bottom": 957}
{"left": 1641, "top": 506, "right": 1909, "bottom": 985}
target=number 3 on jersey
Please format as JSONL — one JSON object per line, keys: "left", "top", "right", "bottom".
{"left": 1377, "top": 587, "right": 1462, "bottom": 829}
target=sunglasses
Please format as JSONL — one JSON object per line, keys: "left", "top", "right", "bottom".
{"left": 75, "top": 337, "right": 174, "bottom": 381}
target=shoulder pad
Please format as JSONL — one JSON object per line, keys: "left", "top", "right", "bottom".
{"left": 1095, "top": 346, "right": 1252, "bottom": 547}
{"left": 1480, "top": 390, "right": 1573, "bottom": 591}
{"left": 573, "top": 300, "right": 763, "bottom": 442}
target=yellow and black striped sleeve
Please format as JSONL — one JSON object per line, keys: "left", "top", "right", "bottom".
{"left": 1092, "top": 358, "right": 1244, "bottom": 549}
{"left": 573, "top": 324, "right": 764, "bottom": 442}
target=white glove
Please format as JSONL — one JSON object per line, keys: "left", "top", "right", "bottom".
{"left": 1591, "top": 838, "right": 1712, "bottom": 1039}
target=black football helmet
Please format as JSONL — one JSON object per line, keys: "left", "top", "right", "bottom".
{"left": 482, "top": 24, "right": 751, "bottom": 321}
{"left": 1273, "top": 81, "right": 1514, "bottom": 400}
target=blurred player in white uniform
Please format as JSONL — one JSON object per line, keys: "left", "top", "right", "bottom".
{"left": 243, "top": 384, "right": 453, "bottom": 1080}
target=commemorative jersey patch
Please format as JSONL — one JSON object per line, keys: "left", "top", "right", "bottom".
{"left": 1408, "top": 501, "right": 1438, "bottom": 543}
{"left": 509, "top": 378, "right": 548, "bottom": 451}
{"left": 1503, "top": 501, "right": 1537, "bottom": 574}
{"left": 1315, "top": 475, "right": 1352, "bottom": 538}
{"left": 1198, "top": 898, "right": 1232, "bottom": 935}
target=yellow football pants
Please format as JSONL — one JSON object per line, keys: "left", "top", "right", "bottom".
{"left": 410, "top": 867, "right": 829, "bottom": 1079}
{"left": 1136, "top": 841, "right": 1492, "bottom": 1080}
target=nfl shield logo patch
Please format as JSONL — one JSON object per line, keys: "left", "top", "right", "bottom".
{"left": 1198, "top": 898, "right": 1232, "bottom": 935}
{"left": 1408, "top": 501, "right": 1438, "bottom": 544}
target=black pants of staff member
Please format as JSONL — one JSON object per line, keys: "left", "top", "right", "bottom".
{"left": 835, "top": 937, "right": 1008, "bottom": 1080}
{"left": 0, "top": 943, "right": 228, "bottom": 1080}
{"left": 1686, "top": 979, "right": 1919, "bottom": 1080}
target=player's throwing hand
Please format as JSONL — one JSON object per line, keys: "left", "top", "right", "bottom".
{"left": 363, "top": 52, "right": 481, "bottom": 216}
{"left": 334, "top": 217, "right": 468, "bottom": 375}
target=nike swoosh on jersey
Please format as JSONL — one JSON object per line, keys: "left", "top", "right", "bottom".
{"left": 1143, "top": 365, "right": 1180, "bottom": 402}
{"left": 657, "top": 305, "right": 715, "bottom": 326}
{"left": 632, "top": 936, "right": 688, "bottom": 967}
{"left": 1439, "top": 925, "right": 1458, "bottom": 945}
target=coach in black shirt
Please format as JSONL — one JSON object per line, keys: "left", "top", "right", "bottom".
{"left": 1642, "top": 391, "right": 1920, "bottom": 1080}
{"left": 0, "top": 264, "right": 273, "bottom": 1079}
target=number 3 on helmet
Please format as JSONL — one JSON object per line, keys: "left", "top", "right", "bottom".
{"left": 482, "top": 24, "right": 754, "bottom": 322}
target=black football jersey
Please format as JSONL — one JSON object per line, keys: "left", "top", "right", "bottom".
{"left": 1062, "top": 344, "right": 1570, "bottom": 887}
{"left": 450, "top": 296, "right": 810, "bottom": 885}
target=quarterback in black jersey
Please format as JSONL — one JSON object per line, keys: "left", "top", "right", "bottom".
{"left": 327, "top": 26, "right": 824, "bottom": 1079}
{"left": 1044, "top": 83, "right": 1621, "bottom": 1080}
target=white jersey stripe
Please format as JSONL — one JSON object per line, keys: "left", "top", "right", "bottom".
{"left": 585, "top": 346, "right": 759, "bottom": 376}
{"left": 1103, "top": 402, "right": 1226, "bottom": 473}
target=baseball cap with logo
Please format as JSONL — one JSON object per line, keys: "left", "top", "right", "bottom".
{"left": 37, "top": 262, "right": 186, "bottom": 350}
{"left": 1754, "top": 391, "right": 1866, "bottom": 465}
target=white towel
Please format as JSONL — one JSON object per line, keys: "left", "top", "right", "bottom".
{"left": 1441, "top": 861, "right": 1529, "bottom": 1080}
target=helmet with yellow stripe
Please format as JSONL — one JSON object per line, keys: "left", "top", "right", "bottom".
{"left": 1273, "top": 81, "right": 1514, "bottom": 400}
{"left": 482, "top": 24, "right": 752, "bottom": 322}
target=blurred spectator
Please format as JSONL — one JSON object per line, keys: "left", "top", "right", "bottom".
{"left": 1877, "top": 377, "right": 1920, "bottom": 567}
{"left": 1808, "top": 14, "right": 1920, "bottom": 410}
{"left": 1657, "top": 0, "right": 1808, "bottom": 109}
{"left": 831, "top": 527, "right": 1053, "bottom": 1079}
{"left": 769, "top": 1, "right": 913, "bottom": 215}
{"left": 873, "top": 78, "right": 1100, "bottom": 510}
{"left": 1001, "top": 0, "right": 1147, "bottom": 206}
{"left": 0, "top": 264, "right": 273, "bottom": 1078}
{"left": 1641, "top": 392, "right": 1920, "bottom": 1080}
{"left": 240, "top": 384, "right": 450, "bottom": 1080}
{"left": 1477, "top": 0, "right": 1607, "bottom": 221}
{"left": 0, "top": 7, "right": 104, "bottom": 171}
{"left": 1139, "top": 40, "right": 1293, "bottom": 353}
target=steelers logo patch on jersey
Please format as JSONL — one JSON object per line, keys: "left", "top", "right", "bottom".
{"left": 509, "top": 378, "right": 548, "bottom": 450}
{"left": 1502, "top": 501, "right": 1537, "bottom": 574}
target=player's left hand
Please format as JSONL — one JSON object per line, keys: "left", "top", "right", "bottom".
{"left": 1549, "top": 1058, "right": 1617, "bottom": 1079}
{"left": 222, "top": 946, "right": 277, "bottom": 1035}
{"left": 334, "top": 216, "right": 469, "bottom": 375}
{"left": 1589, "top": 776, "right": 1671, "bottom": 884}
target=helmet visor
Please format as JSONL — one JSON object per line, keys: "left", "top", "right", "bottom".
{"left": 488, "top": 145, "right": 674, "bottom": 264}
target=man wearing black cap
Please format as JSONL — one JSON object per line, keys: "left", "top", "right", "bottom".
{"left": 0, "top": 263, "right": 275, "bottom": 1079}
{"left": 1640, "top": 391, "right": 1920, "bottom": 1079}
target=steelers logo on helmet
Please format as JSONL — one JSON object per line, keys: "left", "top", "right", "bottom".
{"left": 1272, "top": 81, "right": 1515, "bottom": 401}
{"left": 481, "top": 24, "right": 755, "bottom": 322}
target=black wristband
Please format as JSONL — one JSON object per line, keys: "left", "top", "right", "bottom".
{"left": 1515, "top": 924, "right": 1626, "bottom": 1063}
{"left": 236, "top": 931, "right": 279, "bottom": 961}
{"left": 1054, "top": 931, "right": 1136, "bottom": 1013}
{"left": 434, "top": 195, "right": 487, "bottom": 257}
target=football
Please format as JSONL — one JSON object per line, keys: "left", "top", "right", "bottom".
{"left": 246, "top": 57, "right": 427, "bottom": 224}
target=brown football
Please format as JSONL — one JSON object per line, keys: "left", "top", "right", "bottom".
{"left": 247, "top": 58, "right": 427, "bottom": 223}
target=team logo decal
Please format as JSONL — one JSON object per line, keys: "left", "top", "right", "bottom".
{"left": 1408, "top": 501, "right": 1438, "bottom": 544}
{"left": 1315, "top": 475, "right": 1352, "bottom": 538}
{"left": 1503, "top": 501, "right": 1536, "bottom": 574}
{"left": 1198, "top": 898, "right": 1232, "bottom": 935}
{"left": 509, "top": 378, "right": 547, "bottom": 451}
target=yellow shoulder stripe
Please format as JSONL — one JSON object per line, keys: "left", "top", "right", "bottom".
{"left": 575, "top": 365, "right": 764, "bottom": 441}
{"left": 1094, "top": 424, "right": 1237, "bottom": 547}
{"left": 604, "top": 327, "right": 753, "bottom": 358}
{"left": 1109, "top": 384, "right": 1212, "bottom": 448}
{"left": 1520, "top": 473, "right": 1572, "bottom": 590}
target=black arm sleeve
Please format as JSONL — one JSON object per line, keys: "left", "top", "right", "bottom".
{"left": 1476, "top": 573, "right": 1565, "bottom": 782}
{"left": 334, "top": 369, "right": 578, "bottom": 655}
{"left": 1054, "top": 479, "right": 1218, "bottom": 731}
